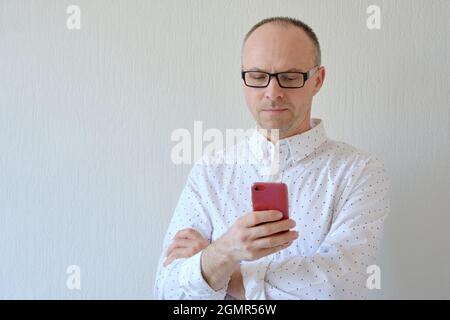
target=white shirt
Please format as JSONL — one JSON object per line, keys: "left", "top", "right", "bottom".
{"left": 154, "top": 118, "right": 390, "bottom": 300}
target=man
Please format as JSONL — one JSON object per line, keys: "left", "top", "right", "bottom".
{"left": 154, "top": 17, "right": 389, "bottom": 300}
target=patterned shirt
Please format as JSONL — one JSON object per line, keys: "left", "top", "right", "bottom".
{"left": 154, "top": 118, "right": 390, "bottom": 299}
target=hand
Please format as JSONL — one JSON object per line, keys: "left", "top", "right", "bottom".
{"left": 215, "top": 210, "right": 298, "bottom": 263}
{"left": 163, "top": 228, "right": 209, "bottom": 267}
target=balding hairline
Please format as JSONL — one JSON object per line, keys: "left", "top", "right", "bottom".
{"left": 242, "top": 17, "right": 321, "bottom": 67}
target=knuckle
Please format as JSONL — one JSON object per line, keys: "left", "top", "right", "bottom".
{"left": 237, "top": 231, "right": 248, "bottom": 243}
{"left": 167, "top": 254, "right": 176, "bottom": 262}
{"left": 267, "top": 238, "right": 276, "bottom": 247}
{"left": 248, "top": 215, "right": 258, "bottom": 226}
{"left": 170, "top": 241, "right": 180, "bottom": 249}
{"left": 236, "top": 216, "right": 246, "bottom": 227}
{"left": 174, "top": 253, "right": 184, "bottom": 260}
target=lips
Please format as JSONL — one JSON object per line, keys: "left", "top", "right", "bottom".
{"left": 262, "top": 108, "right": 288, "bottom": 112}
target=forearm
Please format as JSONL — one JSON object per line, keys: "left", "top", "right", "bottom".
{"left": 200, "top": 241, "right": 239, "bottom": 291}
{"left": 242, "top": 233, "right": 384, "bottom": 300}
{"left": 154, "top": 260, "right": 187, "bottom": 299}
{"left": 156, "top": 251, "right": 230, "bottom": 299}
{"left": 227, "top": 267, "right": 246, "bottom": 300}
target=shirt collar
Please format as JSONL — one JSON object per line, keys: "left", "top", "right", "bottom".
{"left": 248, "top": 118, "right": 328, "bottom": 163}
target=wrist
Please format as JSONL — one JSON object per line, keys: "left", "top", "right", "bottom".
{"left": 212, "top": 236, "right": 239, "bottom": 265}
{"left": 200, "top": 240, "right": 239, "bottom": 291}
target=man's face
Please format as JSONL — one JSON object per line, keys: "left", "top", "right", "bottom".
{"left": 242, "top": 23, "right": 325, "bottom": 138}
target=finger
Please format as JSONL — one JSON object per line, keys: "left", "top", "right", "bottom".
{"left": 166, "top": 238, "right": 204, "bottom": 257}
{"left": 166, "top": 241, "right": 185, "bottom": 257}
{"left": 164, "top": 255, "right": 179, "bottom": 267}
{"left": 174, "top": 228, "right": 202, "bottom": 240}
{"left": 164, "top": 253, "right": 186, "bottom": 267}
{"left": 243, "top": 210, "right": 283, "bottom": 227}
{"left": 254, "top": 241, "right": 293, "bottom": 259}
{"left": 163, "top": 249, "right": 193, "bottom": 267}
{"left": 252, "top": 230, "right": 299, "bottom": 249}
{"left": 249, "top": 218, "right": 296, "bottom": 239}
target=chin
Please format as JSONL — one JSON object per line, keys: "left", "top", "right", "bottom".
{"left": 260, "top": 118, "right": 284, "bottom": 127}
{"left": 261, "top": 117, "right": 296, "bottom": 129}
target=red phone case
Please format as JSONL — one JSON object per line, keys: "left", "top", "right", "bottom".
{"left": 251, "top": 182, "right": 289, "bottom": 219}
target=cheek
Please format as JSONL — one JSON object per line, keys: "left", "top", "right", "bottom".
{"left": 289, "top": 91, "right": 310, "bottom": 108}
{"left": 243, "top": 88, "right": 261, "bottom": 111}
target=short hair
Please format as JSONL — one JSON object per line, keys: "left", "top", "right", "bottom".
{"left": 243, "top": 16, "right": 321, "bottom": 66}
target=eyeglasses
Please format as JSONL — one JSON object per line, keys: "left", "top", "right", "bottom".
{"left": 241, "top": 66, "right": 319, "bottom": 89}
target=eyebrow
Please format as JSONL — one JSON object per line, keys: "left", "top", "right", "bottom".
{"left": 246, "top": 67, "right": 305, "bottom": 72}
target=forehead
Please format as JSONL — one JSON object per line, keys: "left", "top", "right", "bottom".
{"left": 242, "top": 23, "right": 316, "bottom": 71}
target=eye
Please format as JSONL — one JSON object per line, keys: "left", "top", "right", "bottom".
{"left": 249, "top": 72, "right": 267, "bottom": 80}
{"left": 280, "top": 73, "right": 301, "bottom": 81}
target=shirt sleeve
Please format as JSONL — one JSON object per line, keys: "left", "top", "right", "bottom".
{"left": 153, "top": 161, "right": 227, "bottom": 300}
{"left": 241, "top": 156, "right": 390, "bottom": 300}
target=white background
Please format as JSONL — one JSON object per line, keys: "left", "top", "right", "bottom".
{"left": 0, "top": 0, "right": 449, "bottom": 299}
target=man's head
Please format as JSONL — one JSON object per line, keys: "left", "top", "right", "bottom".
{"left": 241, "top": 17, "right": 325, "bottom": 139}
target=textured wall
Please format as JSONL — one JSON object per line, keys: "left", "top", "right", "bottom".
{"left": 0, "top": 0, "right": 449, "bottom": 299}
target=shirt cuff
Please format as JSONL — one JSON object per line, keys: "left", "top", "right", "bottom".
{"left": 178, "top": 250, "right": 228, "bottom": 300}
{"left": 241, "top": 259, "right": 271, "bottom": 300}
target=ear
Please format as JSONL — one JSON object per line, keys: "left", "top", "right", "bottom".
{"left": 312, "top": 66, "right": 325, "bottom": 95}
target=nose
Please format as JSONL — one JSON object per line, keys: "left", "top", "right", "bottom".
{"left": 265, "top": 75, "right": 284, "bottom": 101}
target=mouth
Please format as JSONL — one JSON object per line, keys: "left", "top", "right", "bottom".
{"left": 261, "top": 108, "right": 288, "bottom": 113}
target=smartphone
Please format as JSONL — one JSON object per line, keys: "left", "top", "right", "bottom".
{"left": 251, "top": 182, "right": 289, "bottom": 220}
